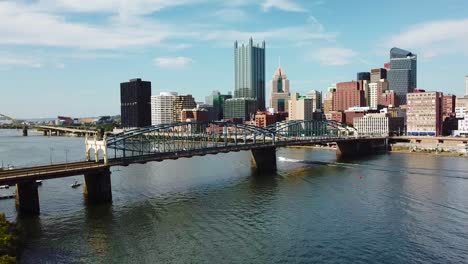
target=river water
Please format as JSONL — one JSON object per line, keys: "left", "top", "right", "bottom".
{"left": 1, "top": 129, "right": 468, "bottom": 263}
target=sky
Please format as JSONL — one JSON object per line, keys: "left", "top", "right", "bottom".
{"left": 1, "top": 0, "right": 468, "bottom": 118}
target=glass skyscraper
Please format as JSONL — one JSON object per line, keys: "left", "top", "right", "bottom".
{"left": 388, "top": 47, "right": 417, "bottom": 105}
{"left": 234, "top": 38, "right": 266, "bottom": 111}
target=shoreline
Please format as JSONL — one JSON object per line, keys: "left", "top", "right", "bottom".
{"left": 287, "top": 145, "right": 467, "bottom": 158}
{"left": 388, "top": 149, "right": 467, "bottom": 157}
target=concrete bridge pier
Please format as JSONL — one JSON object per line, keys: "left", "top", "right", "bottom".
{"left": 336, "top": 138, "right": 388, "bottom": 157}
{"left": 16, "top": 181, "right": 40, "bottom": 215}
{"left": 84, "top": 167, "right": 112, "bottom": 204}
{"left": 251, "top": 146, "right": 277, "bottom": 173}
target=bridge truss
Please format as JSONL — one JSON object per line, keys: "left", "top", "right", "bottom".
{"left": 87, "top": 120, "right": 357, "bottom": 163}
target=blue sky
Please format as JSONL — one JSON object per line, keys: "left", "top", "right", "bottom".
{"left": 1, "top": 0, "right": 468, "bottom": 118}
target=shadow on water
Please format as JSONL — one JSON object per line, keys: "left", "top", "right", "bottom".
{"left": 83, "top": 203, "right": 114, "bottom": 259}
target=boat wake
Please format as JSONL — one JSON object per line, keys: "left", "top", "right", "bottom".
{"left": 278, "top": 157, "right": 303, "bottom": 163}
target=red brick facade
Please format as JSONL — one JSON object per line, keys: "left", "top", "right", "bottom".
{"left": 333, "top": 81, "right": 366, "bottom": 111}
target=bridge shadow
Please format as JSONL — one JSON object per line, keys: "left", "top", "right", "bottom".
{"left": 82, "top": 203, "right": 114, "bottom": 258}
{"left": 336, "top": 152, "right": 389, "bottom": 164}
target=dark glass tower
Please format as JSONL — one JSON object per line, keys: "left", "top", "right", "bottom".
{"left": 357, "top": 72, "right": 370, "bottom": 81}
{"left": 234, "top": 38, "right": 266, "bottom": 111}
{"left": 120, "top": 78, "right": 151, "bottom": 129}
{"left": 388, "top": 47, "right": 417, "bottom": 105}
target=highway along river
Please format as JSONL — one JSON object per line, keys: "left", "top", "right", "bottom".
{"left": 1, "top": 129, "right": 467, "bottom": 263}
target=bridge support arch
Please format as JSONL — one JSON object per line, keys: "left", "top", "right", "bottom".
{"left": 85, "top": 134, "right": 108, "bottom": 164}
{"left": 251, "top": 146, "right": 277, "bottom": 173}
{"left": 16, "top": 181, "right": 40, "bottom": 215}
{"left": 84, "top": 167, "right": 112, "bottom": 204}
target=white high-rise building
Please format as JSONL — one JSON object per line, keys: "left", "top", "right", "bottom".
{"left": 368, "top": 83, "right": 379, "bottom": 110}
{"left": 151, "top": 92, "right": 177, "bottom": 125}
{"left": 306, "top": 90, "right": 322, "bottom": 112}
{"left": 288, "top": 92, "right": 314, "bottom": 121}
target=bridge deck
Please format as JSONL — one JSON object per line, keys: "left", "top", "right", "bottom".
{"left": 0, "top": 137, "right": 386, "bottom": 185}
{"left": 34, "top": 125, "right": 96, "bottom": 134}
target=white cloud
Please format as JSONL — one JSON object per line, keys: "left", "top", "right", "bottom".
{"left": 0, "top": 2, "right": 172, "bottom": 49}
{"left": 388, "top": 18, "right": 468, "bottom": 58}
{"left": 35, "top": 0, "right": 204, "bottom": 16}
{"left": 200, "top": 26, "right": 337, "bottom": 46}
{"left": 154, "top": 57, "right": 193, "bottom": 69}
{"left": 261, "top": 0, "right": 306, "bottom": 12}
{"left": 313, "top": 48, "right": 357, "bottom": 66}
{"left": 0, "top": 56, "right": 42, "bottom": 68}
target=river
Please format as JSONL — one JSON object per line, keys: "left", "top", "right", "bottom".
{"left": 1, "top": 129, "right": 467, "bottom": 263}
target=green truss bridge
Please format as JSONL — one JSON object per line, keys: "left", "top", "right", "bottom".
{"left": 0, "top": 120, "right": 388, "bottom": 215}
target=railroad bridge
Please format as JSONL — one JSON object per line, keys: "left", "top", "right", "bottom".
{"left": 0, "top": 120, "right": 388, "bottom": 215}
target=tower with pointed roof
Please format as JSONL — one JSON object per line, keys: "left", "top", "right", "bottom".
{"left": 270, "top": 65, "right": 290, "bottom": 112}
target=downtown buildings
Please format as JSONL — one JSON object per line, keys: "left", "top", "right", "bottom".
{"left": 150, "top": 92, "right": 196, "bottom": 125}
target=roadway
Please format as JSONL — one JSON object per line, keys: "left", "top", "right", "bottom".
{"left": 34, "top": 125, "right": 97, "bottom": 134}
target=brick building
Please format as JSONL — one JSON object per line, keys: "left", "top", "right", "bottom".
{"left": 333, "top": 81, "right": 366, "bottom": 111}
{"left": 407, "top": 91, "right": 443, "bottom": 136}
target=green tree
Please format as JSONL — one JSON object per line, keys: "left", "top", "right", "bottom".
{"left": 0, "top": 214, "right": 17, "bottom": 263}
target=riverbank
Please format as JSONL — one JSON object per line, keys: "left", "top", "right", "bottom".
{"left": 390, "top": 142, "right": 468, "bottom": 157}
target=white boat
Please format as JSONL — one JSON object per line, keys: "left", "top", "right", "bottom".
{"left": 71, "top": 181, "right": 82, "bottom": 188}
{"left": 7, "top": 165, "right": 15, "bottom": 170}
{"left": 0, "top": 185, "right": 9, "bottom": 189}
{"left": 36, "top": 180, "right": 42, "bottom": 186}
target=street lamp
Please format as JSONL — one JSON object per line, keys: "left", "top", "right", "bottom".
{"left": 65, "top": 148, "right": 70, "bottom": 166}
{"left": 49, "top": 147, "right": 55, "bottom": 165}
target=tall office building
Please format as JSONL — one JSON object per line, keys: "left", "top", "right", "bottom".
{"left": 224, "top": 98, "right": 257, "bottom": 121}
{"left": 270, "top": 66, "right": 290, "bottom": 112}
{"left": 357, "top": 72, "right": 370, "bottom": 81}
{"left": 120, "top": 78, "right": 151, "bottom": 129}
{"left": 387, "top": 47, "right": 417, "bottom": 105}
{"left": 205, "top": 90, "right": 232, "bottom": 120}
{"left": 213, "top": 93, "right": 232, "bottom": 120}
{"left": 368, "top": 79, "right": 389, "bottom": 109}
{"left": 370, "top": 68, "right": 387, "bottom": 83}
{"left": 234, "top": 38, "right": 266, "bottom": 111}
{"left": 306, "top": 90, "right": 322, "bottom": 112}
{"left": 289, "top": 93, "right": 314, "bottom": 121}
{"left": 173, "top": 95, "right": 197, "bottom": 122}
{"left": 151, "top": 92, "right": 177, "bottom": 125}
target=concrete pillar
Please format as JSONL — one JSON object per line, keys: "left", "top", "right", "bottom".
{"left": 22, "top": 127, "right": 28, "bottom": 136}
{"left": 336, "top": 138, "right": 388, "bottom": 157}
{"left": 251, "top": 146, "right": 277, "bottom": 173}
{"left": 84, "top": 168, "right": 112, "bottom": 204}
{"left": 16, "top": 181, "right": 40, "bottom": 215}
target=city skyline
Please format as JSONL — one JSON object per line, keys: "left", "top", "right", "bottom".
{"left": 1, "top": 0, "right": 468, "bottom": 118}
